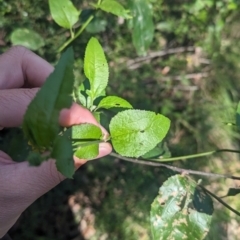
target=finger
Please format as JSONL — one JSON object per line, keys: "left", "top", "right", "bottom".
{"left": 0, "top": 46, "right": 53, "bottom": 89}
{"left": 0, "top": 88, "right": 39, "bottom": 127}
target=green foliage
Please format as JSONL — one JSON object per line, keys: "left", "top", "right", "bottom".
{"left": 49, "top": 0, "right": 80, "bottom": 30}
{"left": 72, "top": 123, "right": 102, "bottom": 140}
{"left": 10, "top": 28, "right": 45, "bottom": 50}
{"left": 97, "top": 96, "right": 133, "bottom": 110}
{"left": 23, "top": 47, "right": 74, "bottom": 149}
{"left": 93, "top": 0, "right": 132, "bottom": 19}
{"left": 4, "top": 0, "right": 240, "bottom": 238}
{"left": 51, "top": 131, "right": 74, "bottom": 178}
{"left": 23, "top": 47, "right": 75, "bottom": 176}
{"left": 109, "top": 110, "right": 170, "bottom": 157}
{"left": 22, "top": 36, "right": 171, "bottom": 174}
{"left": 128, "top": 0, "right": 154, "bottom": 56}
{"left": 150, "top": 175, "right": 213, "bottom": 240}
{"left": 74, "top": 144, "right": 99, "bottom": 159}
{"left": 72, "top": 124, "right": 102, "bottom": 159}
{"left": 84, "top": 37, "right": 109, "bottom": 105}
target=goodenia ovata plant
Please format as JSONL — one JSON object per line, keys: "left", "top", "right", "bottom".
{"left": 22, "top": 37, "right": 171, "bottom": 178}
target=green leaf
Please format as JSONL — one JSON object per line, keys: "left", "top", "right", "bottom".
{"left": 236, "top": 101, "right": 240, "bottom": 129}
{"left": 95, "top": 0, "right": 132, "bottom": 19}
{"left": 77, "top": 83, "right": 87, "bottom": 107}
{"left": 109, "top": 110, "right": 170, "bottom": 157}
{"left": 49, "top": 0, "right": 80, "bottom": 29}
{"left": 97, "top": 96, "right": 133, "bottom": 110}
{"left": 84, "top": 37, "right": 109, "bottom": 102}
{"left": 72, "top": 123, "right": 102, "bottom": 140}
{"left": 150, "top": 175, "right": 213, "bottom": 240}
{"left": 52, "top": 132, "right": 74, "bottom": 178}
{"left": 10, "top": 28, "right": 44, "bottom": 50}
{"left": 23, "top": 47, "right": 75, "bottom": 149}
{"left": 78, "top": 92, "right": 87, "bottom": 107}
{"left": 74, "top": 144, "right": 99, "bottom": 160}
{"left": 71, "top": 123, "right": 101, "bottom": 160}
{"left": 128, "top": 0, "right": 154, "bottom": 56}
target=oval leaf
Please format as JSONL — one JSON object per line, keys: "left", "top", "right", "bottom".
{"left": 97, "top": 96, "right": 133, "bottom": 109}
{"left": 128, "top": 0, "right": 154, "bottom": 56}
{"left": 10, "top": 28, "right": 44, "bottom": 50}
{"left": 109, "top": 109, "right": 170, "bottom": 157}
{"left": 49, "top": 0, "right": 80, "bottom": 29}
{"left": 150, "top": 175, "right": 213, "bottom": 240}
{"left": 84, "top": 37, "right": 109, "bottom": 101}
{"left": 96, "top": 0, "right": 132, "bottom": 19}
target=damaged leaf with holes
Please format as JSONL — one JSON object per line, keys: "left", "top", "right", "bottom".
{"left": 150, "top": 175, "right": 213, "bottom": 240}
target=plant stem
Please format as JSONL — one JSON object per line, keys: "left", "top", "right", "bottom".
{"left": 70, "top": 28, "right": 74, "bottom": 39}
{"left": 151, "top": 148, "right": 240, "bottom": 162}
{"left": 58, "top": 15, "right": 94, "bottom": 53}
{"left": 200, "top": 185, "right": 240, "bottom": 217}
{"left": 110, "top": 152, "right": 240, "bottom": 180}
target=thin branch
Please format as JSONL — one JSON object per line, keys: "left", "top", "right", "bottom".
{"left": 200, "top": 185, "right": 240, "bottom": 217}
{"left": 161, "top": 72, "right": 209, "bottom": 81}
{"left": 110, "top": 152, "right": 240, "bottom": 180}
{"left": 151, "top": 148, "right": 240, "bottom": 162}
{"left": 127, "top": 46, "right": 195, "bottom": 69}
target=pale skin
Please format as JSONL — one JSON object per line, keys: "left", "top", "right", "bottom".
{"left": 0, "top": 46, "right": 112, "bottom": 237}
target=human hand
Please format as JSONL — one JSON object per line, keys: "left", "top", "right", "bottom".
{"left": 0, "top": 46, "right": 112, "bottom": 237}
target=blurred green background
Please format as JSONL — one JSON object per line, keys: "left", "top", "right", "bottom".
{"left": 2, "top": 0, "right": 240, "bottom": 239}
